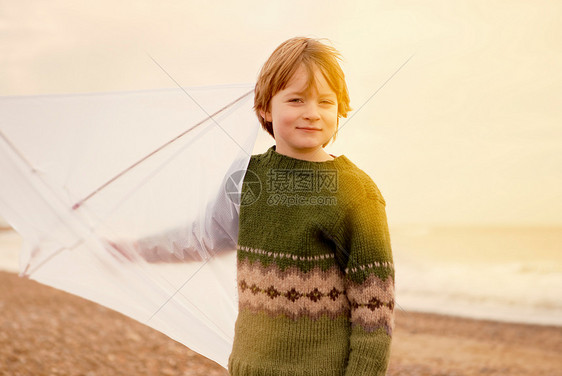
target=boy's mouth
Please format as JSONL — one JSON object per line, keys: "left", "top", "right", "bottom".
{"left": 297, "top": 127, "right": 321, "bottom": 131}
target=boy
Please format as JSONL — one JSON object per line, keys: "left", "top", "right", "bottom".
{"left": 228, "top": 37, "right": 394, "bottom": 376}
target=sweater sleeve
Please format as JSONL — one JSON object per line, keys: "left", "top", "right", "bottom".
{"left": 113, "top": 176, "right": 240, "bottom": 263}
{"left": 342, "top": 183, "right": 394, "bottom": 375}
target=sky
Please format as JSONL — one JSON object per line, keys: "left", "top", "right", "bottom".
{"left": 1, "top": 0, "right": 561, "bottom": 226}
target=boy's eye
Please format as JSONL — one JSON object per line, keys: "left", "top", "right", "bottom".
{"left": 320, "top": 100, "right": 335, "bottom": 105}
{"left": 289, "top": 98, "right": 303, "bottom": 103}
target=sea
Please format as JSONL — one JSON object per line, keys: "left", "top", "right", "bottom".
{"left": 391, "top": 224, "right": 562, "bottom": 326}
{"left": 1, "top": 224, "right": 561, "bottom": 327}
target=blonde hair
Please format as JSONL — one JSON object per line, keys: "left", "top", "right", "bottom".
{"left": 254, "top": 37, "right": 352, "bottom": 147}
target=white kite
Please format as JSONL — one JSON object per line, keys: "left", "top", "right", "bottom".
{"left": 0, "top": 84, "right": 259, "bottom": 368}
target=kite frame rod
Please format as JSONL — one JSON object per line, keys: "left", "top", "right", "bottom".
{"left": 71, "top": 89, "right": 253, "bottom": 210}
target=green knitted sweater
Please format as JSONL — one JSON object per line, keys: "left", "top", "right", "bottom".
{"left": 228, "top": 145, "right": 394, "bottom": 376}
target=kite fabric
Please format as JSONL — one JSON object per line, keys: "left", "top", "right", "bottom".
{"left": 0, "top": 84, "right": 260, "bottom": 368}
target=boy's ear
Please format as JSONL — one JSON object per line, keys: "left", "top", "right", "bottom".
{"left": 260, "top": 109, "right": 272, "bottom": 123}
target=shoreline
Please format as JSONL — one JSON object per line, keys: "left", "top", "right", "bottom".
{"left": 2, "top": 229, "right": 560, "bottom": 329}
{"left": 1, "top": 270, "right": 561, "bottom": 375}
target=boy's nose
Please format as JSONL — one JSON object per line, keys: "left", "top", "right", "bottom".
{"left": 303, "top": 103, "right": 321, "bottom": 121}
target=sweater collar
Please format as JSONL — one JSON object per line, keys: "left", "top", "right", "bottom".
{"left": 262, "top": 145, "right": 350, "bottom": 170}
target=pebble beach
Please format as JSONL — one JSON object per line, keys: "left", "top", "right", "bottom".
{"left": 1, "top": 271, "right": 560, "bottom": 376}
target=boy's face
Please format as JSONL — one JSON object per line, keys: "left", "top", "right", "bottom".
{"left": 261, "top": 64, "right": 338, "bottom": 161}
